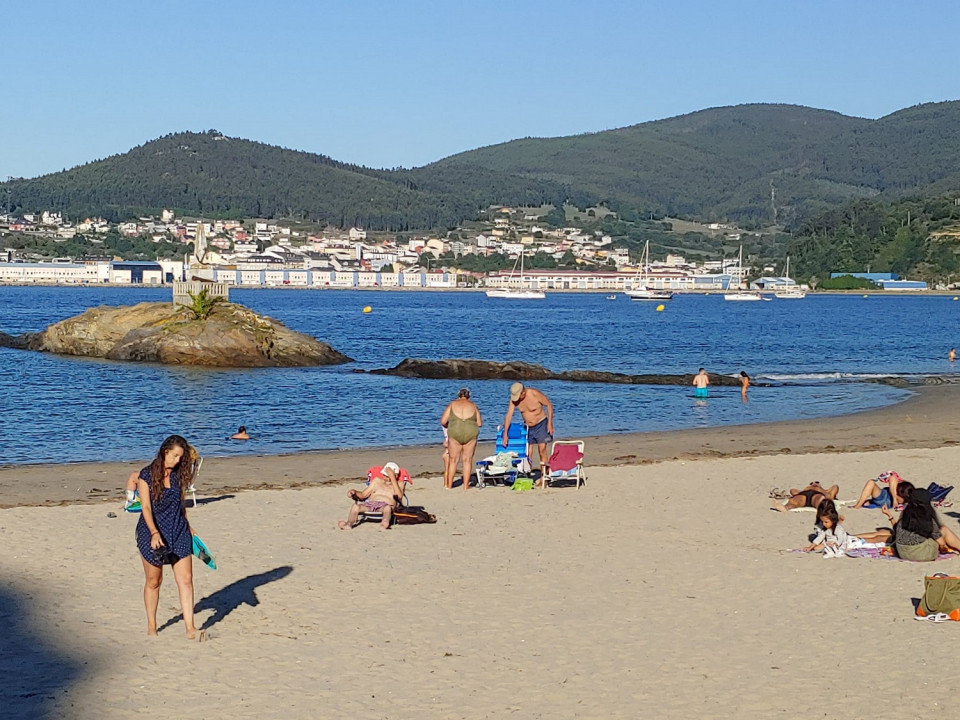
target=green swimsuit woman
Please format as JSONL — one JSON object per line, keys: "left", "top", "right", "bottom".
{"left": 447, "top": 410, "right": 480, "bottom": 444}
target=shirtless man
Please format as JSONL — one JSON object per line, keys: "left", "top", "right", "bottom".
{"left": 772, "top": 481, "right": 840, "bottom": 512}
{"left": 693, "top": 368, "right": 709, "bottom": 398}
{"left": 503, "top": 382, "right": 554, "bottom": 487}
{"left": 338, "top": 462, "right": 403, "bottom": 530}
{"left": 950, "top": 348, "right": 957, "bottom": 362}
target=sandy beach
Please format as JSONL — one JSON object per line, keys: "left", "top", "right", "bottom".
{"left": 4, "top": 386, "right": 960, "bottom": 718}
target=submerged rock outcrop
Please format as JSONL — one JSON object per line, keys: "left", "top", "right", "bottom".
{"left": 5, "top": 301, "right": 352, "bottom": 368}
{"left": 369, "top": 358, "right": 752, "bottom": 386}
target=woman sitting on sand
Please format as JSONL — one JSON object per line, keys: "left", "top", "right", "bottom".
{"left": 851, "top": 471, "right": 905, "bottom": 509}
{"left": 772, "top": 480, "right": 839, "bottom": 512}
{"left": 855, "top": 481, "right": 915, "bottom": 544}
{"left": 440, "top": 388, "right": 482, "bottom": 490}
{"left": 893, "top": 487, "right": 960, "bottom": 561}
{"left": 134, "top": 435, "right": 200, "bottom": 638}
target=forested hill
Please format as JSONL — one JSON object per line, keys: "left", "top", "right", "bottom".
{"left": 400, "top": 102, "right": 960, "bottom": 226}
{"left": 3, "top": 102, "right": 960, "bottom": 229}
{"left": 0, "top": 132, "right": 490, "bottom": 230}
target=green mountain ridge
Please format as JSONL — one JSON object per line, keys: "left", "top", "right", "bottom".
{"left": 3, "top": 101, "right": 960, "bottom": 230}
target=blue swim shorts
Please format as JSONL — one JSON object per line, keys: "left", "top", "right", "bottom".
{"left": 695, "top": 387, "right": 708, "bottom": 398}
{"left": 864, "top": 487, "right": 893, "bottom": 509}
{"left": 527, "top": 418, "right": 553, "bottom": 445}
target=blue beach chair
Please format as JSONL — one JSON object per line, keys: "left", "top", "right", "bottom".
{"left": 476, "top": 424, "right": 530, "bottom": 488}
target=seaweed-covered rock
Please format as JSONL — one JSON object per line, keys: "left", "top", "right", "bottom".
{"left": 370, "top": 358, "right": 748, "bottom": 386}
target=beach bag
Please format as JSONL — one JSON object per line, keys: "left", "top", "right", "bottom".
{"left": 918, "top": 574, "right": 960, "bottom": 619}
{"left": 393, "top": 506, "right": 437, "bottom": 525}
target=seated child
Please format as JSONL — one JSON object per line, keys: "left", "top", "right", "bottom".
{"left": 803, "top": 499, "right": 848, "bottom": 555}
{"left": 338, "top": 462, "right": 403, "bottom": 531}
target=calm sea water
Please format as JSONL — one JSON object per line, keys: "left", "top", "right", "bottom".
{"left": 3, "top": 287, "right": 957, "bottom": 465}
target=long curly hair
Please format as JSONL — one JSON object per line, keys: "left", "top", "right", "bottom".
{"left": 148, "top": 435, "right": 195, "bottom": 506}
{"left": 898, "top": 488, "right": 937, "bottom": 538}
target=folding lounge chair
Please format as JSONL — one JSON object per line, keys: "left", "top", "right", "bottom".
{"left": 124, "top": 455, "right": 203, "bottom": 512}
{"left": 545, "top": 440, "right": 586, "bottom": 489}
{"left": 353, "top": 466, "right": 413, "bottom": 527}
{"left": 476, "top": 424, "right": 530, "bottom": 488}
{"left": 186, "top": 456, "right": 202, "bottom": 508}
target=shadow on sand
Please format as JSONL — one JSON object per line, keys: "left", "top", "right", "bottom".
{"left": 0, "top": 583, "right": 84, "bottom": 719}
{"left": 159, "top": 565, "right": 294, "bottom": 633}
{"left": 193, "top": 494, "right": 236, "bottom": 506}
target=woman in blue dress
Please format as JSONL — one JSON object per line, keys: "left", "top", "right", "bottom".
{"left": 135, "top": 435, "right": 198, "bottom": 638}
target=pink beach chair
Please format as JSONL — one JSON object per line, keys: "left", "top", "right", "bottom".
{"left": 544, "top": 441, "right": 586, "bottom": 489}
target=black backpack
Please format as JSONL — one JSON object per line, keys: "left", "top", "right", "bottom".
{"left": 393, "top": 506, "right": 437, "bottom": 525}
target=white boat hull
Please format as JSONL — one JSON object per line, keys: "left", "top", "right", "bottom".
{"left": 724, "top": 292, "right": 763, "bottom": 302}
{"left": 485, "top": 289, "right": 545, "bottom": 299}
{"left": 774, "top": 290, "right": 806, "bottom": 299}
{"left": 626, "top": 290, "right": 674, "bottom": 301}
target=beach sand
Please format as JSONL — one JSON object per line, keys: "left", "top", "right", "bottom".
{"left": 3, "top": 387, "right": 960, "bottom": 718}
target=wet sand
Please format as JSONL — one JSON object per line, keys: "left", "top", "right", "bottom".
{"left": 3, "top": 383, "right": 959, "bottom": 508}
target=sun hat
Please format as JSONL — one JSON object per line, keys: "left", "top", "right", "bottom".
{"left": 510, "top": 382, "right": 525, "bottom": 401}
{"left": 382, "top": 461, "right": 400, "bottom": 475}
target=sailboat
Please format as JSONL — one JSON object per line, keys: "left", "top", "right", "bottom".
{"left": 724, "top": 245, "right": 763, "bottom": 301}
{"left": 625, "top": 240, "right": 674, "bottom": 301}
{"left": 774, "top": 256, "right": 806, "bottom": 299}
{"left": 485, "top": 249, "right": 545, "bottom": 299}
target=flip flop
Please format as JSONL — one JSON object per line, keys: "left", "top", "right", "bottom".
{"left": 914, "top": 613, "right": 952, "bottom": 623}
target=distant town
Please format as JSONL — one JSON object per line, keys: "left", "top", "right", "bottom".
{"left": 0, "top": 208, "right": 927, "bottom": 291}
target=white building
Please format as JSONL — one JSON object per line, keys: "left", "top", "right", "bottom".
{"left": 0, "top": 262, "right": 98, "bottom": 284}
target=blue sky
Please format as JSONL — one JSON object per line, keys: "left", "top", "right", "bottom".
{"left": 2, "top": 0, "right": 957, "bottom": 178}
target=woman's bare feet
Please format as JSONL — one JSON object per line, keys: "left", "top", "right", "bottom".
{"left": 186, "top": 627, "right": 198, "bottom": 640}
{"left": 337, "top": 520, "right": 353, "bottom": 531}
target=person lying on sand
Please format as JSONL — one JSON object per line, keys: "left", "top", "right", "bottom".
{"left": 338, "top": 462, "right": 403, "bottom": 531}
{"left": 772, "top": 480, "right": 839, "bottom": 512}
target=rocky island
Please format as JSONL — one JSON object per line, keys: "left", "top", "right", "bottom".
{"left": 0, "top": 301, "right": 352, "bottom": 368}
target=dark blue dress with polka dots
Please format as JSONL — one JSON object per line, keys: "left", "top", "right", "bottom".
{"left": 135, "top": 466, "right": 192, "bottom": 566}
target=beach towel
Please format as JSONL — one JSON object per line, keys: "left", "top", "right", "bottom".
{"left": 491, "top": 452, "right": 518, "bottom": 469}
{"left": 844, "top": 546, "right": 957, "bottom": 562}
{"left": 876, "top": 470, "right": 903, "bottom": 485}
{"left": 788, "top": 499, "right": 854, "bottom": 512}
{"left": 547, "top": 444, "right": 584, "bottom": 472}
